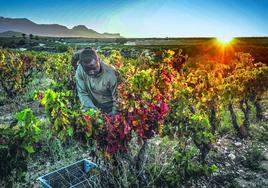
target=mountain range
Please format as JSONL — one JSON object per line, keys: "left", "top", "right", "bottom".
{"left": 0, "top": 16, "right": 122, "bottom": 38}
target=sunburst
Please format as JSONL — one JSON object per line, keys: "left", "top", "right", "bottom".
{"left": 216, "top": 36, "right": 234, "bottom": 44}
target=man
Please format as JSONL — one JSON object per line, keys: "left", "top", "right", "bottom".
{"left": 72, "top": 48, "right": 119, "bottom": 115}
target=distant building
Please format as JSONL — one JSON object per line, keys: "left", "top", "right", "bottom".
{"left": 19, "top": 48, "right": 27, "bottom": 51}
{"left": 124, "top": 41, "right": 136, "bottom": 46}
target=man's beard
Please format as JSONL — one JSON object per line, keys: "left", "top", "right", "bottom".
{"left": 85, "top": 66, "right": 101, "bottom": 76}
{"left": 81, "top": 61, "right": 101, "bottom": 76}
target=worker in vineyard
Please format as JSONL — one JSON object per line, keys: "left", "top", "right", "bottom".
{"left": 72, "top": 48, "right": 119, "bottom": 116}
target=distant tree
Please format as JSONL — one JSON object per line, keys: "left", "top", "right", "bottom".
{"left": 9, "top": 39, "right": 16, "bottom": 48}
{"left": 56, "top": 45, "right": 68, "bottom": 52}
{"left": 29, "top": 34, "right": 34, "bottom": 40}
{"left": 34, "top": 35, "right": 39, "bottom": 40}
{"left": 18, "top": 39, "right": 26, "bottom": 45}
{"left": 22, "top": 33, "right": 26, "bottom": 39}
{"left": 115, "top": 38, "right": 127, "bottom": 44}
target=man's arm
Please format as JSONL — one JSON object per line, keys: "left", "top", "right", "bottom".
{"left": 110, "top": 71, "right": 120, "bottom": 115}
{"left": 75, "top": 65, "right": 97, "bottom": 111}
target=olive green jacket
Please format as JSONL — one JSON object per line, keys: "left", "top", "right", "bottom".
{"left": 75, "top": 61, "right": 119, "bottom": 114}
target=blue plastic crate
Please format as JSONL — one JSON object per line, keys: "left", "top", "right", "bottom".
{"left": 38, "top": 159, "right": 97, "bottom": 188}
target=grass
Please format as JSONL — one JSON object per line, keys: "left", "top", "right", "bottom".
{"left": 243, "top": 143, "right": 265, "bottom": 171}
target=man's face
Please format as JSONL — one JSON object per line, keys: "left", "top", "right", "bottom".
{"left": 81, "top": 58, "right": 101, "bottom": 75}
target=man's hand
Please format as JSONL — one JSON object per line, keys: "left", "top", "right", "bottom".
{"left": 107, "top": 111, "right": 114, "bottom": 117}
{"left": 107, "top": 110, "right": 121, "bottom": 117}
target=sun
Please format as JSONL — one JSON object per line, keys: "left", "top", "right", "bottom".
{"left": 216, "top": 36, "right": 234, "bottom": 44}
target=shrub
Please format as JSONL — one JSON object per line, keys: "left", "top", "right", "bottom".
{"left": 0, "top": 108, "right": 41, "bottom": 184}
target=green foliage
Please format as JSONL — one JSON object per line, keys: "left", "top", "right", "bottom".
{"left": 101, "top": 49, "right": 123, "bottom": 69}
{"left": 222, "top": 53, "right": 268, "bottom": 136}
{"left": 131, "top": 69, "right": 155, "bottom": 92}
{"left": 43, "top": 49, "right": 74, "bottom": 85}
{"left": 15, "top": 108, "right": 41, "bottom": 153}
{"left": 249, "top": 122, "right": 268, "bottom": 141}
{"left": 56, "top": 44, "right": 69, "bottom": 52}
{"left": 1, "top": 47, "right": 267, "bottom": 186}
{"left": 144, "top": 139, "right": 218, "bottom": 187}
{"left": 0, "top": 49, "right": 40, "bottom": 98}
{"left": 225, "top": 180, "right": 243, "bottom": 188}
{"left": 218, "top": 109, "right": 233, "bottom": 135}
{"left": 244, "top": 144, "right": 265, "bottom": 171}
{"left": 190, "top": 113, "right": 214, "bottom": 144}
{"left": 40, "top": 89, "right": 76, "bottom": 140}
{"left": 0, "top": 108, "right": 41, "bottom": 183}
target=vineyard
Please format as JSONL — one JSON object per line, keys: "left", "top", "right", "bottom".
{"left": 0, "top": 46, "right": 268, "bottom": 187}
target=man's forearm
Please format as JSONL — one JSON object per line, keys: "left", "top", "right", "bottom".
{"left": 111, "top": 105, "right": 118, "bottom": 115}
{"left": 78, "top": 92, "right": 97, "bottom": 110}
{"left": 110, "top": 71, "right": 120, "bottom": 115}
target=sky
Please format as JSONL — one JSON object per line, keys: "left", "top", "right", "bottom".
{"left": 0, "top": 0, "right": 268, "bottom": 38}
